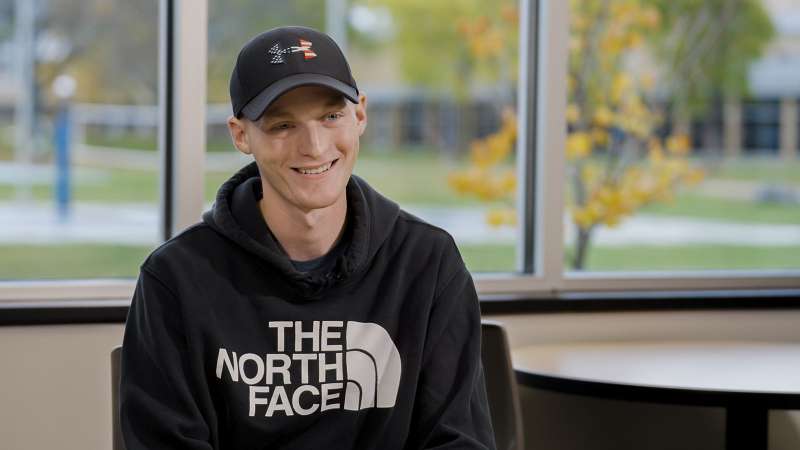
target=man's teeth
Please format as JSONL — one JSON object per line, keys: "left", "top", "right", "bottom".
{"left": 297, "top": 161, "right": 333, "bottom": 175}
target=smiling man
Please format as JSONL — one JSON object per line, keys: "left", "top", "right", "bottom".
{"left": 120, "top": 26, "right": 496, "bottom": 450}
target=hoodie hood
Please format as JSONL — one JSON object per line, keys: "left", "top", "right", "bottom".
{"left": 202, "top": 161, "right": 400, "bottom": 297}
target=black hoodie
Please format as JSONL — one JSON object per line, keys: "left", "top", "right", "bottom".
{"left": 120, "top": 161, "right": 496, "bottom": 450}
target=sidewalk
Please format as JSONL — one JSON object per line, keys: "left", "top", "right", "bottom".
{"left": 0, "top": 201, "right": 159, "bottom": 245}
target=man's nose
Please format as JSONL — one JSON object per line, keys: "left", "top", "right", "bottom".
{"left": 298, "top": 124, "right": 326, "bottom": 158}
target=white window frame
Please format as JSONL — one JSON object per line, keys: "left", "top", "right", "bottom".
{"left": 0, "top": 0, "right": 798, "bottom": 303}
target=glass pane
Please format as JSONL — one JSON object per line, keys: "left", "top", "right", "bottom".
{"left": 564, "top": 0, "right": 800, "bottom": 272}
{"left": 205, "top": 0, "right": 522, "bottom": 273}
{"left": 0, "top": 0, "right": 160, "bottom": 280}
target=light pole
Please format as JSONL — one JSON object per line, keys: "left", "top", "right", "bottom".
{"left": 52, "top": 74, "right": 76, "bottom": 222}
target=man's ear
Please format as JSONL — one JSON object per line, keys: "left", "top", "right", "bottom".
{"left": 227, "top": 115, "right": 251, "bottom": 155}
{"left": 355, "top": 93, "right": 368, "bottom": 136}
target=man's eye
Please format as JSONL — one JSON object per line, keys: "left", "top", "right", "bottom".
{"left": 271, "top": 123, "right": 292, "bottom": 131}
{"left": 326, "top": 112, "right": 344, "bottom": 121}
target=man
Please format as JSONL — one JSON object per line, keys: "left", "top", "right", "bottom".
{"left": 120, "top": 25, "right": 495, "bottom": 450}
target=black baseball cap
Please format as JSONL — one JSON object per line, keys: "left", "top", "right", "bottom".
{"left": 230, "top": 26, "right": 359, "bottom": 121}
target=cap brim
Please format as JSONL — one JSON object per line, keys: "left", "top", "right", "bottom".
{"left": 240, "top": 73, "right": 359, "bottom": 121}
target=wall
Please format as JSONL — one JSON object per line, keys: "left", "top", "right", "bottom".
{"left": 0, "top": 309, "right": 798, "bottom": 450}
{"left": 0, "top": 324, "right": 124, "bottom": 450}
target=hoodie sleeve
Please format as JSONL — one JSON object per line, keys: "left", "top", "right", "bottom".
{"left": 407, "top": 257, "right": 497, "bottom": 449}
{"left": 120, "top": 266, "right": 214, "bottom": 450}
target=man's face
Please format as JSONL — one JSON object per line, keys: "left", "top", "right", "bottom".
{"left": 229, "top": 85, "right": 367, "bottom": 214}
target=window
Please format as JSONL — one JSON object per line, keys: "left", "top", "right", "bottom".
{"left": 743, "top": 99, "right": 780, "bottom": 154}
{"left": 0, "top": 0, "right": 160, "bottom": 280}
{"left": 2, "top": 0, "right": 798, "bottom": 303}
{"left": 204, "top": 0, "right": 524, "bottom": 273}
{"left": 561, "top": 0, "right": 800, "bottom": 275}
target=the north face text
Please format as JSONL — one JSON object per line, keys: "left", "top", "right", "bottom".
{"left": 215, "top": 320, "right": 402, "bottom": 418}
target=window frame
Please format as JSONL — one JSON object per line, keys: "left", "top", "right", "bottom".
{"left": 472, "top": 0, "right": 800, "bottom": 296}
{"left": 0, "top": 0, "right": 798, "bottom": 307}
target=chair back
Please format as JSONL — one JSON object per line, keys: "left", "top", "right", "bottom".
{"left": 481, "top": 320, "right": 524, "bottom": 450}
{"left": 111, "top": 345, "right": 126, "bottom": 450}
{"left": 112, "top": 328, "right": 522, "bottom": 450}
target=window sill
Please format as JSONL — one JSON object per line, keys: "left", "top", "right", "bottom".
{"left": 1, "top": 289, "right": 799, "bottom": 326}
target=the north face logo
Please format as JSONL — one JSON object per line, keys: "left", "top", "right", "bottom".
{"left": 215, "top": 321, "right": 402, "bottom": 417}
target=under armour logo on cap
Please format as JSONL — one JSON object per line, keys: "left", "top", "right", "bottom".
{"left": 269, "top": 39, "right": 318, "bottom": 64}
{"left": 230, "top": 26, "right": 359, "bottom": 120}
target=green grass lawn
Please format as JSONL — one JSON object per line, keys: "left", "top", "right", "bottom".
{"left": 710, "top": 156, "right": 800, "bottom": 184}
{"left": 459, "top": 244, "right": 800, "bottom": 272}
{"left": 639, "top": 193, "right": 800, "bottom": 224}
{"left": 2, "top": 242, "right": 796, "bottom": 280}
{"left": 0, "top": 168, "right": 159, "bottom": 203}
{"left": 460, "top": 243, "right": 800, "bottom": 273}
{"left": 72, "top": 130, "right": 800, "bottom": 185}
{"left": 458, "top": 243, "right": 518, "bottom": 272}
{"left": 5, "top": 151, "right": 795, "bottom": 223}
{"left": 0, "top": 168, "right": 239, "bottom": 204}
{"left": 574, "top": 244, "right": 800, "bottom": 271}
{"left": 354, "top": 150, "right": 510, "bottom": 207}
{"left": 85, "top": 132, "right": 157, "bottom": 152}
{"left": 4, "top": 243, "right": 513, "bottom": 279}
{"left": 85, "top": 131, "right": 233, "bottom": 153}
{"left": 0, "top": 244, "right": 153, "bottom": 280}
{"left": 0, "top": 150, "right": 500, "bottom": 207}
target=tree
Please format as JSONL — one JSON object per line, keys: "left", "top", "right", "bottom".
{"left": 36, "top": 0, "right": 160, "bottom": 105}
{"left": 447, "top": 0, "right": 774, "bottom": 270}
{"left": 31, "top": 0, "right": 331, "bottom": 105}
{"left": 206, "top": 0, "right": 324, "bottom": 103}
{"left": 361, "top": 0, "right": 517, "bottom": 98}
{"left": 643, "top": 0, "right": 774, "bottom": 120}
{"left": 358, "top": 0, "right": 518, "bottom": 152}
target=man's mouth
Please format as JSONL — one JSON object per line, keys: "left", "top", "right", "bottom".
{"left": 292, "top": 159, "right": 339, "bottom": 175}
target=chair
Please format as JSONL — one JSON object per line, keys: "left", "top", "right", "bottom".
{"left": 111, "top": 345, "right": 126, "bottom": 450}
{"left": 112, "top": 328, "right": 523, "bottom": 450}
{"left": 481, "top": 320, "right": 525, "bottom": 450}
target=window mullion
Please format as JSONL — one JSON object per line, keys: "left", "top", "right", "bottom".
{"left": 535, "top": 0, "right": 569, "bottom": 291}
{"left": 516, "top": 0, "right": 538, "bottom": 274}
{"left": 161, "top": 0, "right": 208, "bottom": 240}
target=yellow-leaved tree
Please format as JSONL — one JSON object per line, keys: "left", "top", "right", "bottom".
{"left": 449, "top": 0, "right": 709, "bottom": 270}
{"left": 560, "top": 0, "right": 707, "bottom": 269}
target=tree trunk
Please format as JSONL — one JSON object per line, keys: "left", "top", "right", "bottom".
{"left": 572, "top": 226, "right": 593, "bottom": 270}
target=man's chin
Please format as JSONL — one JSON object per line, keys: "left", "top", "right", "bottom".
{"left": 293, "top": 194, "right": 343, "bottom": 213}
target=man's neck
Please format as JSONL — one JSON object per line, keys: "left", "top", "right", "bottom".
{"left": 258, "top": 185, "right": 348, "bottom": 262}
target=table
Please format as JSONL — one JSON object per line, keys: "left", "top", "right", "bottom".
{"left": 512, "top": 341, "right": 800, "bottom": 450}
